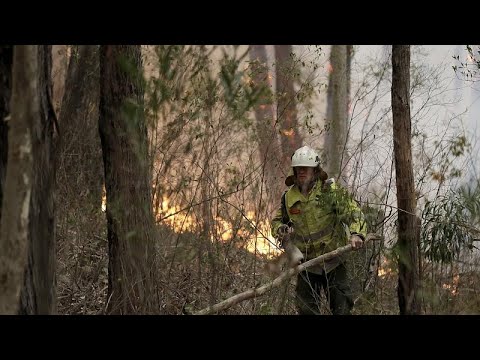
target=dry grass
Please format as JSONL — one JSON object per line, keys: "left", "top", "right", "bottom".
{"left": 55, "top": 201, "right": 107, "bottom": 314}
{"left": 54, "top": 211, "right": 480, "bottom": 315}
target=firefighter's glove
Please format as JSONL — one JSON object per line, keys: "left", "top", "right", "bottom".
{"left": 277, "top": 224, "right": 293, "bottom": 248}
{"left": 277, "top": 224, "right": 292, "bottom": 237}
{"left": 350, "top": 234, "right": 364, "bottom": 249}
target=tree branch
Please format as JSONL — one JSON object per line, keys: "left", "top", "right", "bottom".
{"left": 192, "top": 233, "right": 382, "bottom": 315}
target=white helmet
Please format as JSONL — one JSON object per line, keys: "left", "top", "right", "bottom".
{"left": 291, "top": 146, "right": 320, "bottom": 167}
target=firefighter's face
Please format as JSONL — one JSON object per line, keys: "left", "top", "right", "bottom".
{"left": 295, "top": 166, "right": 315, "bottom": 186}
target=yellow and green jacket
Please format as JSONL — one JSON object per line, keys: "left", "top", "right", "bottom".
{"left": 271, "top": 179, "right": 367, "bottom": 262}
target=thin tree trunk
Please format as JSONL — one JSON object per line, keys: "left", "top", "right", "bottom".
{"left": 346, "top": 45, "right": 353, "bottom": 109}
{"left": 99, "top": 45, "right": 157, "bottom": 314}
{"left": 275, "top": 45, "right": 302, "bottom": 171}
{"left": 58, "top": 45, "right": 102, "bottom": 204}
{"left": 391, "top": 45, "right": 420, "bottom": 315}
{"left": 201, "top": 114, "right": 215, "bottom": 305}
{"left": 51, "top": 45, "right": 68, "bottom": 116}
{"left": 324, "top": 45, "right": 348, "bottom": 183}
{"left": 60, "top": 46, "right": 99, "bottom": 125}
{"left": 250, "top": 45, "right": 282, "bottom": 203}
{"left": 0, "top": 45, "right": 13, "bottom": 222}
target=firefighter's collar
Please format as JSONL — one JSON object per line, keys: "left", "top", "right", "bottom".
{"left": 286, "top": 181, "right": 321, "bottom": 208}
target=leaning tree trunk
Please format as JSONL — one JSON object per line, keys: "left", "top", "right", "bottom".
{"left": 391, "top": 45, "right": 420, "bottom": 315}
{"left": 324, "top": 45, "right": 349, "bottom": 184}
{"left": 0, "top": 45, "right": 56, "bottom": 314}
{"left": 249, "top": 45, "right": 282, "bottom": 206}
{"left": 275, "top": 45, "right": 302, "bottom": 172}
{"left": 0, "top": 45, "right": 13, "bottom": 222}
{"left": 99, "top": 45, "right": 157, "bottom": 314}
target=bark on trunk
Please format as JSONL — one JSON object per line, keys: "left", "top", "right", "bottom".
{"left": 51, "top": 45, "right": 68, "bottom": 116}
{"left": 99, "top": 45, "right": 157, "bottom": 314}
{"left": 0, "top": 45, "right": 56, "bottom": 315}
{"left": 250, "top": 45, "right": 282, "bottom": 203}
{"left": 0, "top": 45, "right": 13, "bottom": 222}
{"left": 18, "top": 45, "right": 56, "bottom": 315}
{"left": 324, "top": 45, "right": 348, "bottom": 183}
{"left": 391, "top": 45, "right": 420, "bottom": 315}
{"left": 275, "top": 45, "right": 302, "bottom": 171}
{"left": 58, "top": 45, "right": 102, "bottom": 203}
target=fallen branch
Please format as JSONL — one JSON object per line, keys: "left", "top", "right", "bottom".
{"left": 192, "top": 233, "right": 382, "bottom": 315}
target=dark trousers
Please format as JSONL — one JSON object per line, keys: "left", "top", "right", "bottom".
{"left": 295, "top": 264, "right": 354, "bottom": 315}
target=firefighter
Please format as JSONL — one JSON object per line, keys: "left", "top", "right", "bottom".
{"left": 271, "top": 145, "right": 367, "bottom": 315}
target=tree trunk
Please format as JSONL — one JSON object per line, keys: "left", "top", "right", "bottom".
{"left": 275, "top": 45, "right": 302, "bottom": 171}
{"left": 249, "top": 45, "right": 282, "bottom": 204}
{"left": 346, "top": 45, "right": 353, "bottom": 105}
{"left": 0, "top": 46, "right": 35, "bottom": 314}
{"left": 0, "top": 46, "right": 56, "bottom": 314}
{"left": 391, "top": 45, "right": 420, "bottom": 315}
{"left": 58, "top": 45, "right": 102, "bottom": 205}
{"left": 99, "top": 45, "right": 157, "bottom": 314}
{"left": 51, "top": 45, "right": 68, "bottom": 116}
{"left": 0, "top": 45, "right": 12, "bottom": 222}
{"left": 19, "top": 45, "right": 56, "bottom": 315}
{"left": 324, "top": 45, "right": 348, "bottom": 183}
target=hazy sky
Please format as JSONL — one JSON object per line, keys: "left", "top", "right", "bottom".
{"left": 249, "top": 45, "right": 478, "bottom": 187}
{"left": 354, "top": 45, "right": 479, "bottom": 184}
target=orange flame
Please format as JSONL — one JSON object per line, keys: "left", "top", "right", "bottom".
{"left": 157, "top": 196, "right": 196, "bottom": 233}
{"left": 282, "top": 128, "right": 295, "bottom": 137}
{"left": 101, "top": 185, "right": 107, "bottom": 212}
{"left": 245, "top": 230, "right": 279, "bottom": 258}
{"left": 377, "top": 257, "right": 393, "bottom": 278}
{"left": 103, "top": 181, "right": 279, "bottom": 258}
{"left": 213, "top": 216, "right": 234, "bottom": 242}
{"left": 154, "top": 196, "right": 280, "bottom": 258}
{"left": 442, "top": 274, "right": 460, "bottom": 296}
{"left": 241, "top": 211, "right": 280, "bottom": 258}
